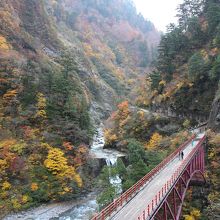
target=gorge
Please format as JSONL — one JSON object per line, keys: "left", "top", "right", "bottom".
{"left": 1, "top": 0, "right": 220, "bottom": 220}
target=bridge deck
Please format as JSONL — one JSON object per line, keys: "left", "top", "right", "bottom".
{"left": 111, "top": 133, "right": 205, "bottom": 220}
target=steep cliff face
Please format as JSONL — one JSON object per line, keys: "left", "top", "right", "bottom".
{"left": 208, "top": 87, "right": 220, "bottom": 131}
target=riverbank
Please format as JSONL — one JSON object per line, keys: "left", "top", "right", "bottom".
{"left": 3, "top": 192, "right": 97, "bottom": 220}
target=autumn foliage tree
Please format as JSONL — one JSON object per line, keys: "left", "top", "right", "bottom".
{"left": 34, "top": 92, "right": 47, "bottom": 124}
{"left": 145, "top": 132, "right": 163, "bottom": 150}
{"left": 0, "top": 35, "right": 11, "bottom": 50}
{"left": 44, "top": 147, "right": 82, "bottom": 187}
{"left": 113, "top": 100, "right": 130, "bottom": 137}
{"left": 104, "top": 100, "right": 131, "bottom": 145}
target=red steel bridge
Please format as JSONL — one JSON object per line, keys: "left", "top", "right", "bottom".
{"left": 92, "top": 126, "right": 206, "bottom": 220}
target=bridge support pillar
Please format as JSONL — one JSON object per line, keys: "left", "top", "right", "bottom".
{"left": 173, "top": 190, "right": 176, "bottom": 218}
{"left": 163, "top": 203, "right": 167, "bottom": 220}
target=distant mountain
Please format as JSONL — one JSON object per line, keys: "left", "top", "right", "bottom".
{"left": 44, "top": 0, "right": 160, "bottom": 111}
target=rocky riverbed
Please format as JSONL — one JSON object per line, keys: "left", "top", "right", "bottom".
{"left": 3, "top": 192, "right": 97, "bottom": 220}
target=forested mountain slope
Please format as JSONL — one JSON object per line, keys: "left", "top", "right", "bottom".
{"left": 146, "top": 0, "right": 220, "bottom": 125}
{"left": 44, "top": 0, "right": 160, "bottom": 108}
{"left": 0, "top": 0, "right": 160, "bottom": 216}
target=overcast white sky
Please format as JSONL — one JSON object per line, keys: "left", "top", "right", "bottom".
{"left": 133, "top": 0, "right": 184, "bottom": 32}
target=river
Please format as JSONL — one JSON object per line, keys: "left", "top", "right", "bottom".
{"left": 57, "top": 126, "right": 125, "bottom": 220}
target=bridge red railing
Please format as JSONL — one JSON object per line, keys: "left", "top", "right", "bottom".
{"left": 137, "top": 134, "right": 206, "bottom": 220}
{"left": 91, "top": 134, "right": 196, "bottom": 220}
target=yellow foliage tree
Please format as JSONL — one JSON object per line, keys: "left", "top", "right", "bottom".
{"left": 104, "top": 129, "right": 118, "bottom": 145}
{"left": 36, "top": 93, "right": 46, "bottom": 109}
{"left": 2, "top": 181, "right": 11, "bottom": 191}
{"left": 159, "top": 80, "right": 166, "bottom": 86}
{"left": 184, "top": 208, "right": 201, "bottom": 220}
{"left": 0, "top": 159, "right": 8, "bottom": 174}
{"left": 44, "top": 148, "right": 82, "bottom": 187}
{"left": 145, "top": 132, "right": 163, "bottom": 150}
{"left": 115, "top": 101, "right": 131, "bottom": 137}
{"left": 0, "top": 35, "right": 11, "bottom": 50}
{"left": 44, "top": 148, "right": 68, "bottom": 175}
{"left": 35, "top": 92, "right": 47, "bottom": 120}
{"left": 184, "top": 215, "right": 195, "bottom": 220}
{"left": 11, "top": 198, "right": 21, "bottom": 210}
{"left": 21, "top": 195, "right": 29, "bottom": 204}
{"left": 9, "top": 142, "right": 26, "bottom": 155}
{"left": 190, "top": 209, "right": 201, "bottom": 218}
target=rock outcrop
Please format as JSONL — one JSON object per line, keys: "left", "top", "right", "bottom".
{"left": 208, "top": 88, "right": 220, "bottom": 131}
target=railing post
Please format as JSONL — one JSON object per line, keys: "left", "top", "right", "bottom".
{"left": 173, "top": 188, "right": 177, "bottom": 218}
{"left": 195, "top": 155, "right": 197, "bottom": 169}
{"left": 101, "top": 211, "right": 105, "bottom": 220}
{"left": 192, "top": 158, "right": 194, "bottom": 171}
{"left": 148, "top": 204, "right": 150, "bottom": 216}
{"left": 202, "top": 145, "right": 205, "bottom": 172}
{"left": 199, "top": 149, "right": 201, "bottom": 170}
{"left": 163, "top": 202, "right": 167, "bottom": 220}
{"left": 193, "top": 157, "right": 195, "bottom": 171}
{"left": 200, "top": 150, "right": 202, "bottom": 171}
{"left": 143, "top": 210, "right": 145, "bottom": 219}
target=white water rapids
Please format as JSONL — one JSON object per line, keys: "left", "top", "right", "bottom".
{"left": 105, "top": 157, "right": 123, "bottom": 194}
{"left": 90, "top": 127, "right": 124, "bottom": 194}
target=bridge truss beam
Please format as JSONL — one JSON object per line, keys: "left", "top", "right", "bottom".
{"left": 151, "top": 141, "right": 206, "bottom": 220}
